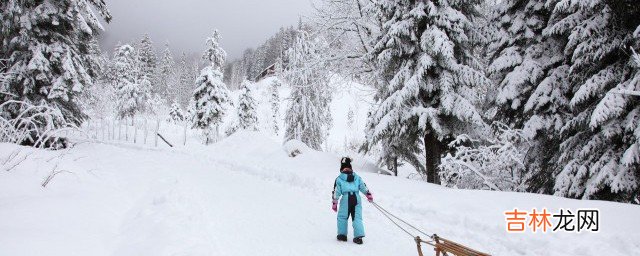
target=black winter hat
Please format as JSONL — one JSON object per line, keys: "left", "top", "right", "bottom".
{"left": 340, "top": 157, "right": 352, "bottom": 170}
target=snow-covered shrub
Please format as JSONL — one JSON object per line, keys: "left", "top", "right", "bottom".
{"left": 440, "top": 123, "right": 528, "bottom": 191}
{"left": 168, "top": 101, "right": 185, "bottom": 123}
{"left": 224, "top": 123, "right": 239, "bottom": 137}
{"left": 0, "top": 100, "right": 74, "bottom": 149}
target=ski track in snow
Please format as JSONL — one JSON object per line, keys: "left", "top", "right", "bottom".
{"left": 1, "top": 132, "right": 640, "bottom": 256}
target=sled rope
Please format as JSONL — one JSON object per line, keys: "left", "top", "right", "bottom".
{"left": 371, "top": 201, "right": 433, "bottom": 239}
{"left": 370, "top": 201, "right": 491, "bottom": 256}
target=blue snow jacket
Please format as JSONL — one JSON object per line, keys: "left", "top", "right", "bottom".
{"left": 332, "top": 170, "right": 370, "bottom": 237}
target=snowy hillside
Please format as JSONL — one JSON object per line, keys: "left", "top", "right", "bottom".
{"left": 1, "top": 132, "right": 639, "bottom": 256}
{"left": 227, "top": 76, "right": 375, "bottom": 157}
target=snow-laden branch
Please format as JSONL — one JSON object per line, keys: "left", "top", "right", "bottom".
{"left": 439, "top": 123, "right": 528, "bottom": 192}
{"left": 0, "top": 100, "right": 78, "bottom": 149}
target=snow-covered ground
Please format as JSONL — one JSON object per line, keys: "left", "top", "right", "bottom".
{"left": 1, "top": 131, "right": 639, "bottom": 256}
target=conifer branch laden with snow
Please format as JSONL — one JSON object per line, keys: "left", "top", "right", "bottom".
{"left": 485, "top": 0, "right": 569, "bottom": 193}
{"left": 545, "top": 3, "right": 640, "bottom": 203}
{"left": 0, "top": 0, "right": 112, "bottom": 127}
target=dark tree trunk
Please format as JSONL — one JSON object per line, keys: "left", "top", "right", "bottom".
{"left": 393, "top": 156, "right": 398, "bottom": 176}
{"left": 424, "top": 132, "right": 443, "bottom": 184}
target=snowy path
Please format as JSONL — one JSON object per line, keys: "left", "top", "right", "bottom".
{"left": 2, "top": 132, "right": 640, "bottom": 255}
{"left": 110, "top": 143, "right": 416, "bottom": 255}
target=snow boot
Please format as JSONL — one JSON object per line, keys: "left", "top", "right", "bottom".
{"left": 353, "top": 236, "right": 363, "bottom": 244}
{"left": 337, "top": 235, "right": 347, "bottom": 242}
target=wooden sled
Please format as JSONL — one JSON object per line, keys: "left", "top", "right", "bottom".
{"left": 415, "top": 235, "right": 490, "bottom": 256}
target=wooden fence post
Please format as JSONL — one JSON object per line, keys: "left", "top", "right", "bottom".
{"left": 111, "top": 119, "right": 115, "bottom": 140}
{"left": 133, "top": 117, "right": 138, "bottom": 143}
{"left": 94, "top": 119, "right": 98, "bottom": 139}
{"left": 144, "top": 118, "right": 148, "bottom": 145}
{"left": 154, "top": 119, "right": 160, "bottom": 147}
{"left": 125, "top": 118, "right": 129, "bottom": 142}
{"left": 183, "top": 121, "right": 188, "bottom": 146}
{"left": 101, "top": 119, "right": 105, "bottom": 141}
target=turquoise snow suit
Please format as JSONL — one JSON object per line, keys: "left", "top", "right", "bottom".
{"left": 332, "top": 171, "right": 370, "bottom": 238}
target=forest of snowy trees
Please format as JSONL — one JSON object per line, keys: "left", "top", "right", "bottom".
{"left": 1, "top": 0, "right": 639, "bottom": 204}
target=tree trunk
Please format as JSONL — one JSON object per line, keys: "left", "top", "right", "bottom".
{"left": 393, "top": 156, "right": 398, "bottom": 177}
{"left": 424, "top": 132, "right": 443, "bottom": 184}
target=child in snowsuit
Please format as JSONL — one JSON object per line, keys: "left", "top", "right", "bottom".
{"left": 332, "top": 157, "right": 373, "bottom": 244}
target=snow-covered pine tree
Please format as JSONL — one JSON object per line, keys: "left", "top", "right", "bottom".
{"left": 191, "top": 30, "right": 230, "bottom": 144}
{"left": 168, "top": 101, "right": 185, "bottom": 123}
{"left": 269, "top": 79, "right": 281, "bottom": 135}
{"left": 0, "top": 0, "right": 111, "bottom": 124}
{"left": 282, "top": 31, "right": 333, "bottom": 150}
{"left": 138, "top": 74, "right": 153, "bottom": 113}
{"left": 113, "top": 44, "right": 143, "bottom": 119}
{"left": 486, "top": 0, "right": 568, "bottom": 193}
{"left": 158, "top": 43, "right": 175, "bottom": 101}
{"left": 177, "top": 53, "right": 194, "bottom": 107}
{"left": 363, "top": 0, "right": 490, "bottom": 183}
{"left": 137, "top": 34, "right": 157, "bottom": 80}
{"left": 136, "top": 34, "right": 158, "bottom": 101}
{"left": 547, "top": 1, "right": 640, "bottom": 202}
{"left": 237, "top": 80, "right": 258, "bottom": 131}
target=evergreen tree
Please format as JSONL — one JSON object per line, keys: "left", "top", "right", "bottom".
{"left": 237, "top": 80, "right": 258, "bottom": 131}
{"left": 546, "top": 0, "right": 640, "bottom": 202}
{"left": 138, "top": 74, "right": 153, "bottom": 113}
{"left": 283, "top": 31, "right": 333, "bottom": 150}
{"left": 0, "top": 0, "right": 111, "bottom": 124}
{"left": 137, "top": 34, "right": 158, "bottom": 80}
{"left": 131, "top": 36, "right": 156, "bottom": 115}
{"left": 269, "top": 79, "right": 282, "bottom": 135}
{"left": 158, "top": 43, "right": 175, "bottom": 101}
{"left": 363, "top": 0, "right": 490, "bottom": 183}
{"left": 113, "top": 44, "right": 142, "bottom": 119}
{"left": 191, "top": 30, "right": 230, "bottom": 144}
{"left": 177, "top": 53, "right": 194, "bottom": 107}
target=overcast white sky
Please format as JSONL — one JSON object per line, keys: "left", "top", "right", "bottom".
{"left": 99, "top": 0, "right": 313, "bottom": 60}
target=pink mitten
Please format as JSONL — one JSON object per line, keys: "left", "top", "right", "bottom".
{"left": 366, "top": 193, "right": 373, "bottom": 202}
{"left": 332, "top": 200, "right": 338, "bottom": 212}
